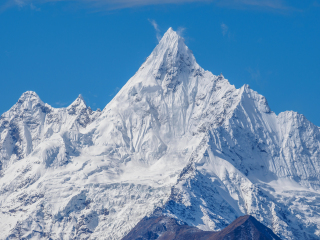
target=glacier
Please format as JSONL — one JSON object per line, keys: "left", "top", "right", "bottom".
{"left": 0, "top": 28, "right": 320, "bottom": 239}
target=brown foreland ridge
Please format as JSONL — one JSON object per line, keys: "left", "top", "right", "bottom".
{"left": 122, "top": 215, "right": 281, "bottom": 240}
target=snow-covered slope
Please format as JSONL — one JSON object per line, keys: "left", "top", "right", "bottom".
{"left": 0, "top": 28, "right": 320, "bottom": 240}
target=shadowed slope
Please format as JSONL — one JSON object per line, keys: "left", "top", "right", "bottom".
{"left": 122, "top": 215, "right": 281, "bottom": 240}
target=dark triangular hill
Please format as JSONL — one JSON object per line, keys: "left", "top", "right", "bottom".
{"left": 122, "top": 215, "right": 281, "bottom": 240}
{"left": 210, "top": 215, "right": 281, "bottom": 240}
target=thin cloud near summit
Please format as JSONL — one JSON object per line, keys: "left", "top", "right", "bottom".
{"left": 148, "top": 19, "right": 162, "bottom": 42}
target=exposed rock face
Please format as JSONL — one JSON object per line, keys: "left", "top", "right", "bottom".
{"left": 122, "top": 215, "right": 281, "bottom": 240}
{"left": 0, "top": 28, "right": 320, "bottom": 239}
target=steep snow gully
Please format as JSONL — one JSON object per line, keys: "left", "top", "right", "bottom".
{"left": 0, "top": 28, "right": 320, "bottom": 239}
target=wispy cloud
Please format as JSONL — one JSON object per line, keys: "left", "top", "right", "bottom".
{"left": 30, "top": 3, "right": 40, "bottom": 11}
{"left": 109, "top": 86, "right": 120, "bottom": 97}
{"left": 216, "top": 0, "right": 290, "bottom": 10}
{"left": 221, "top": 23, "right": 228, "bottom": 36}
{"left": 148, "top": 19, "right": 161, "bottom": 42}
{"left": 246, "top": 67, "right": 269, "bottom": 89}
{"left": 221, "top": 23, "right": 235, "bottom": 40}
{"left": 313, "top": 1, "right": 320, "bottom": 7}
{"left": 55, "top": 101, "right": 71, "bottom": 107}
{"left": 177, "top": 27, "right": 186, "bottom": 36}
{"left": 247, "top": 67, "right": 261, "bottom": 83}
{"left": 2, "top": 0, "right": 294, "bottom": 12}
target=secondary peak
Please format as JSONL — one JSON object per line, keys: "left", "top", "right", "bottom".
{"left": 17, "top": 91, "right": 43, "bottom": 106}
{"left": 68, "top": 94, "right": 88, "bottom": 111}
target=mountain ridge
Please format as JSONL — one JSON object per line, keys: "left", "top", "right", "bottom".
{"left": 122, "top": 214, "right": 281, "bottom": 240}
{"left": 0, "top": 28, "right": 319, "bottom": 240}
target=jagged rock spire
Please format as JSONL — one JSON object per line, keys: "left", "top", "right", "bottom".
{"left": 67, "top": 94, "right": 88, "bottom": 115}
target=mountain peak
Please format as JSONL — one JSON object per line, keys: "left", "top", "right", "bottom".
{"left": 166, "top": 27, "right": 174, "bottom": 33}
{"left": 68, "top": 94, "right": 87, "bottom": 108}
{"left": 13, "top": 91, "right": 45, "bottom": 112}
{"left": 127, "top": 27, "right": 200, "bottom": 94}
{"left": 77, "top": 94, "right": 84, "bottom": 101}
{"left": 155, "top": 27, "right": 186, "bottom": 56}
{"left": 161, "top": 27, "right": 182, "bottom": 42}
{"left": 18, "top": 91, "right": 41, "bottom": 103}
{"left": 67, "top": 94, "right": 88, "bottom": 115}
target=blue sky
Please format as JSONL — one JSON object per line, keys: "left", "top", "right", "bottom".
{"left": 1, "top": 1, "right": 320, "bottom": 125}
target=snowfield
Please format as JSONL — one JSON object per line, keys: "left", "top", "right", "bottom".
{"left": 0, "top": 28, "right": 320, "bottom": 239}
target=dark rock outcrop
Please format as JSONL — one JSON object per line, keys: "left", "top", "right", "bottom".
{"left": 122, "top": 215, "right": 281, "bottom": 240}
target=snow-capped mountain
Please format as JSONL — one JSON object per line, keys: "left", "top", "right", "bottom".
{"left": 0, "top": 28, "right": 320, "bottom": 239}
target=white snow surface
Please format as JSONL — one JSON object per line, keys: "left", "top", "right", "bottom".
{"left": 1, "top": 28, "right": 320, "bottom": 239}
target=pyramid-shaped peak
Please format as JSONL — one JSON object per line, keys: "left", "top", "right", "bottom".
{"left": 157, "top": 27, "right": 185, "bottom": 51}
{"left": 17, "top": 91, "right": 43, "bottom": 105}
{"left": 162, "top": 27, "right": 181, "bottom": 40}
{"left": 71, "top": 94, "right": 87, "bottom": 106}
{"left": 139, "top": 27, "right": 197, "bottom": 73}
{"left": 67, "top": 94, "right": 88, "bottom": 114}
{"left": 4, "top": 91, "right": 46, "bottom": 114}
{"left": 78, "top": 94, "right": 84, "bottom": 100}
{"left": 118, "top": 27, "right": 203, "bottom": 96}
{"left": 166, "top": 27, "right": 174, "bottom": 33}
{"left": 19, "top": 91, "right": 40, "bottom": 100}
